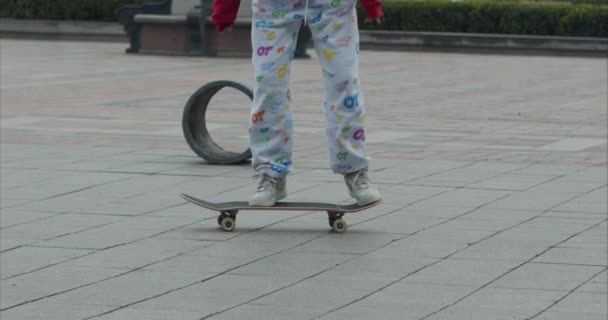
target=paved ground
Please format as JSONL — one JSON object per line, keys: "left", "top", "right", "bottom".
{"left": 0, "top": 39, "right": 606, "bottom": 320}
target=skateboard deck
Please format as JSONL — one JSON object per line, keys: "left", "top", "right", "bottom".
{"left": 180, "top": 193, "right": 381, "bottom": 233}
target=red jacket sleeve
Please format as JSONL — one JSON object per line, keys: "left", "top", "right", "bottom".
{"left": 212, "top": 0, "right": 241, "bottom": 32}
{"left": 359, "top": 0, "right": 383, "bottom": 19}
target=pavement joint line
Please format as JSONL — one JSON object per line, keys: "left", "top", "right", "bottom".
{"left": 0, "top": 215, "right": 217, "bottom": 311}
{"left": 315, "top": 185, "right": 604, "bottom": 319}
{"left": 447, "top": 258, "right": 608, "bottom": 268}
{"left": 416, "top": 218, "right": 608, "bottom": 320}
{"left": 0, "top": 175, "right": 137, "bottom": 210}
{"left": 81, "top": 217, "right": 335, "bottom": 320}
{"left": 525, "top": 267, "right": 608, "bottom": 320}
{"left": 314, "top": 192, "right": 517, "bottom": 318}
{"left": 199, "top": 254, "right": 365, "bottom": 320}
{"left": 0, "top": 214, "right": 212, "bottom": 281}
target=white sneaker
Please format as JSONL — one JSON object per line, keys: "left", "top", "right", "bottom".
{"left": 344, "top": 168, "right": 382, "bottom": 206}
{"left": 249, "top": 174, "right": 287, "bottom": 206}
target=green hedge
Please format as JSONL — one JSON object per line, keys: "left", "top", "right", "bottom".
{"left": 0, "top": 0, "right": 145, "bottom": 21}
{"left": 358, "top": 0, "right": 608, "bottom": 37}
{"left": 1, "top": 0, "right": 606, "bottom": 37}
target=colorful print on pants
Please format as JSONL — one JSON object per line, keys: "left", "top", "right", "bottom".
{"left": 250, "top": 0, "right": 369, "bottom": 178}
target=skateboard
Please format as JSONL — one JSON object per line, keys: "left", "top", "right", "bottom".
{"left": 180, "top": 193, "right": 381, "bottom": 233}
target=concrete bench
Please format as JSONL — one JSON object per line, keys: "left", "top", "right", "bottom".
{"left": 117, "top": 0, "right": 311, "bottom": 57}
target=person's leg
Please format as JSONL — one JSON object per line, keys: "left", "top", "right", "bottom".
{"left": 306, "top": 0, "right": 381, "bottom": 205}
{"left": 249, "top": 0, "right": 303, "bottom": 206}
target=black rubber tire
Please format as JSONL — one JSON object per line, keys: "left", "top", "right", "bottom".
{"left": 182, "top": 80, "right": 253, "bottom": 164}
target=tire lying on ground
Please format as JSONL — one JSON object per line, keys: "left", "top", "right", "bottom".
{"left": 182, "top": 80, "right": 252, "bottom": 164}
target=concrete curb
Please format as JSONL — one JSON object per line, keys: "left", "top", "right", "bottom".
{"left": 0, "top": 19, "right": 127, "bottom": 42}
{"left": 1, "top": 18, "right": 606, "bottom": 57}
{"left": 359, "top": 30, "right": 608, "bottom": 57}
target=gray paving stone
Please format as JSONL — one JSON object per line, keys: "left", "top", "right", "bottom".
{"left": 452, "top": 242, "right": 548, "bottom": 262}
{"left": 0, "top": 199, "right": 33, "bottom": 209}
{"left": 4, "top": 172, "right": 131, "bottom": 200}
{"left": 403, "top": 258, "right": 521, "bottom": 287}
{"left": 319, "top": 283, "right": 477, "bottom": 320}
{"left": 513, "top": 164, "right": 582, "bottom": 176}
{"left": 483, "top": 217, "right": 601, "bottom": 248}
{"left": 544, "top": 292, "right": 608, "bottom": 315}
{"left": 0, "top": 213, "right": 125, "bottom": 241}
{"left": 359, "top": 160, "right": 468, "bottom": 184}
{"left": 533, "top": 247, "right": 608, "bottom": 266}
{"left": 1, "top": 40, "right": 606, "bottom": 319}
{"left": 0, "top": 168, "right": 72, "bottom": 189}
{"left": 349, "top": 214, "right": 446, "bottom": 234}
{"left": 0, "top": 303, "right": 113, "bottom": 320}
{"left": 206, "top": 303, "right": 320, "bottom": 320}
{"left": 1, "top": 246, "right": 94, "bottom": 279}
{"left": 425, "top": 288, "right": 566, "bottom": 320}
{"left": 527, "top": 178, "right": 606, "bottom": 195}
{"left": 552, "top": 196, "right": 608, "bottom": 214}
{"left": 0, "top": 238, "right": 37, "bottom": 252}
{"left": 559, "top": 222, "right": 608, "bottom": 250}
{"left": 490, "top": 262, "right": 605, "bottom": 291}
{"left": 43, "top": 269, "right": 207, "bottom": 307}
{"left": 467, "top": 173, "right": 556, "bottom": 191}
{"left": 461, "top": 208, "right": 541, "bottom": 221}
{"left": 486, "top": 191, "right": 582, "bottom": 211}
{"left": 129, "top": 274, "right": 295, "bottom": 313}
{"left": 427, "top": 217, "right": 522, "bottom": 233}
{"left": 419, "top": 188, "right": 512, "bottom": 208}
{"left": 542, "top": 210, "right": 607, "bottom": 219}
{"left": 391, "top": 202, "right": 476, "bottom": 219}
{"left": 415, "top": 222, "right": 497, "bottom": 244}
{"left": 250, "top": 280, "right": 373, "bottom": 313}
{"left": 93, "top": 308, "right": 204, "bottom": 320}
{"left": 0, "top": 209, "right": 58, "bottom": 228}
{"left": 45, "top": 159, "right": 138, "bottom": 172}
{"left": 291, "top": 232, "right": 402, "bottom": 255}
{"left": 535, "top": 311, "right": 607, "bottom": 320}
{"left": 1, "top": 266, "right": 126, "bottom": 309}
{"left": 311, "top": 255, "right": 438, "bottom": 288}
{"left": 36, "top": 222, "right": 181, "bottom": 250}
{"left": 375, "top": 233, "right": 470, "bottom": 259}
{"left": 537, "top": 138, "right": 607, "bottom": 152}
{"left": 577, "top": 270, "right": 607, "bottom": 293}
{"left": 105, "top": 161, "right": 190, "bottom": 174}
{"left": 62, "top": 239, "right": 212, "bottom": 269}
{"left": 229, "top": 251, "right": 356, "bottom": 278}
{"left": 143, "top": 252, "right": 253, "bottom": 275}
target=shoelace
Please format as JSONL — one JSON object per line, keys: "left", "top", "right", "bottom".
{"left": 253, "top": 174, "right": 276, "bottom": 191}
{"left": 350, "top": 170, "right": 369, "bottom": 189}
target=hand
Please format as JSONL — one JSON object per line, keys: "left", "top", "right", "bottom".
{"left": 364, "top": 17, "right": 381, "bottom": 25}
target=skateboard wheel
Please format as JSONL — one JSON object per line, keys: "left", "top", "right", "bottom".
{"left": 220, "top": 216, "right": 236, "bottom": 232}
{"left": 331, "top": 219, "right": 347, "bottom": 233}
{"left": 217, "top": 215, "right": 224, "bottom": 226}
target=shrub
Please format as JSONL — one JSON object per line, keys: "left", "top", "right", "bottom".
{"left": 0, "top": 0, "right": 146, "bottom": 21}
{"left": 358, "top": 0, "right": 608, "bottom": 37}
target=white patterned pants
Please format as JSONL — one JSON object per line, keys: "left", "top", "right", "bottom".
{"left": 250, "top": 0, "right": 369, "bottom": 178}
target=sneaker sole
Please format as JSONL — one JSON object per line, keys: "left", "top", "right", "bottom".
{"left": 249, "top": 192, "right": 287, "bottom": 207}
{"left": 356, "top": 193, "right": 382, "bottom": 206}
